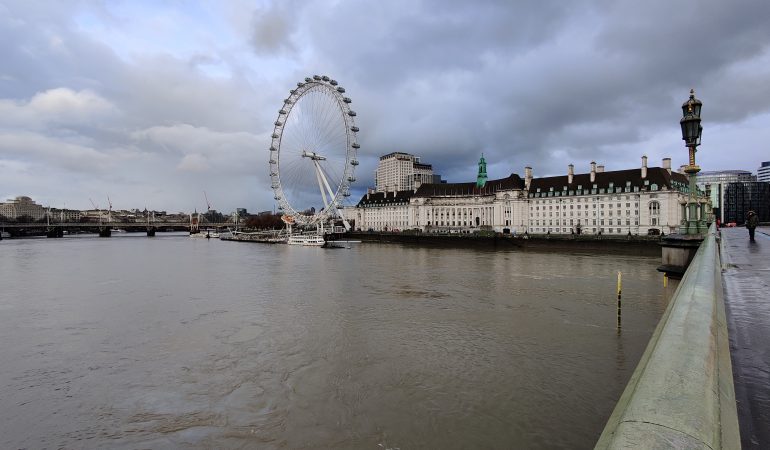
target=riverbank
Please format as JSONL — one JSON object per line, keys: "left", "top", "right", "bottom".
{"left": 345, "top": 231, "right": 663, "bottom": 255}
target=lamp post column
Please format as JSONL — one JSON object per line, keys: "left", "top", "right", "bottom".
{"left": 679, "top": 89, "right": 706, "bottom": 235}
{"left": 684, "top": 146, "right": 701, "bottom": 234}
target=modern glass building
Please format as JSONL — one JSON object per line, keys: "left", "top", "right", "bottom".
{"left": 696, "top": 170, "right": 757, "bottom": 223}
{"left": 758, "top": 161, "right": 770, "bottom": 183}
{"left": 723, "top": 182, "right": 770, "bottom": 224}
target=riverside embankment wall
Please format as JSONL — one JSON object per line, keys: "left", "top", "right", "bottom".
{"left": 345, "top": 231, "right": 662, "bottom": 255}
{"left": 595, "top": 224, "right": 740, "bottom": 449}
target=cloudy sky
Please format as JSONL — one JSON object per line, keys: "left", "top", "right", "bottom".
{"left": 2, "top": 0, "right": 770, "bottom": 213}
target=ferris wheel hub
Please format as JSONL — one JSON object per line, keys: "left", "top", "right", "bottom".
{"left": 301, "top": 151, "right": 327, "bottom": 161}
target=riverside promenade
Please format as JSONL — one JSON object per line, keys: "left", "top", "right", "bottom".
{"left": 721, "top": 226, "right": 770, "bottom": 449}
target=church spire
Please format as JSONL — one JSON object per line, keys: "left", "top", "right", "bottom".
{"left": 476, "top": 154, "right": 488, "bottom": 188}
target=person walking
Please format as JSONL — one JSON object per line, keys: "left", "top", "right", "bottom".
{"left": 746, "top": 210, "right": 759, "bottom": 242}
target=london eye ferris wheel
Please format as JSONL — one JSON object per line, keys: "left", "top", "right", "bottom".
{"left": 269, "top": 75, "right": 360, "bottom": 230}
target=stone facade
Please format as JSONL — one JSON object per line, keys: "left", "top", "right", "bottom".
{"left": 0, "top": 196, "right": 46, "bottom": 221}
{"left": 375, "top": 152, "right": 436, "bottom": 193}
{"left": 355, "top": 156, "right": 695, "bottom": 236}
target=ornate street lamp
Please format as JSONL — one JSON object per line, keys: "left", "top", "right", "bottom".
{"left": 679, "top": 89, "right": 707, "bottom": 234}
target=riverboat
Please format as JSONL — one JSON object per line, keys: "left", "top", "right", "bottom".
{"left": 190, "top": 229, "right": 219, "bottom": 239}
{"left": 287, "top": 232, "right": 325, "bottom": 246}
{"left": 220, "top": 230, "right": 286, "bottom": 243}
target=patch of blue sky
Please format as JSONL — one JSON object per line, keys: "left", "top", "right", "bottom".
{"left": 73, "top": 1, "right": 239, "bottom": 64}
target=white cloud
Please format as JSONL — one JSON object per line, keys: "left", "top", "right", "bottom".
{"left": 0, "top": 88, "right": 117, "bottom": 129}
{"left": 176, "top": 153, "right": 209, "bottom": 172}
{"left": 28, "top": 88, "right": 114, "bottom": 117}
{"left": 0, "top": 131, "right": 114, "bottom": 172}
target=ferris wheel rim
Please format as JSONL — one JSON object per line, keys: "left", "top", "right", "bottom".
{"left": 268, "top": 76, "right": 359, "bottom": 226}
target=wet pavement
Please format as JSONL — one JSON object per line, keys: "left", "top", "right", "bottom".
{"left": 721, "top": 226, "right": 770, "bottom": 449}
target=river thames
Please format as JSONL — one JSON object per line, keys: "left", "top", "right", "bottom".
{"left": 0, "top": 233, "right": 666, "bottom": 449}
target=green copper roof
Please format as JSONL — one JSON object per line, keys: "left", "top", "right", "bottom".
{"left": 476, "top": 154, "right": 488, "bottom": 188}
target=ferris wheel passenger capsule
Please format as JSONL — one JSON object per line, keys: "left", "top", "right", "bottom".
{"left": 330, "top": 80, "right": 338, "bottom": 86}
{"left": 351, "top": 126, "right": 359, "bottom": 132}
{"left": 322, "top": 75, "right": 330, "bottom": 81}
{"left": 336, "top": 87, "right": 345, "bottom": 93}
{"left": 313, "top": 75, "right": 322, "bottom": 80}
{"left": 352, "top": 143, "right": 360, "bottom": 149}
{"left": 305, "top": 77, "right": 312, "bottom": 82}
{"left": 348, "top": 110, "right": 356, "bottom": 117}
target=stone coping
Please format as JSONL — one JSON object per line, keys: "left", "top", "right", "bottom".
{"left": 595, "top": 224, "right": 740, "bottom": 449}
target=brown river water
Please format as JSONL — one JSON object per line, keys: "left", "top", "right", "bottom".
{"left": 0, "top": 233, "right": 666, "bottom": 449}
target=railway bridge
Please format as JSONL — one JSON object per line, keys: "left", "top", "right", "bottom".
{"left": 0, "top": 221, "right": 233, "bottom": 238}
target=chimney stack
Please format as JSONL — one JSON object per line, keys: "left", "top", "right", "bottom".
{"left": 590, "top": 161, "right": 596, "bottom": 183}
{"left": 596, "top": 165, "right": 605, "bottom": 173}
{"left": 662, "top": 157, "right": 672, "bottom": 174}
{"left": 641, "top": 155, "right": 648, "bottom": 179}
{"left": 525, "top": 166, "right": 533, "bottom": 189}
{"left": 568, "top": 164, "right": 574, "bottom": 184}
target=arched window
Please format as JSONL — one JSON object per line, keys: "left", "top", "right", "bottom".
{"left": 649, "top": 201, "right": 660, "bottom": 215}
{"left": 649, "top": 201, "right": 660, "bottom": 226}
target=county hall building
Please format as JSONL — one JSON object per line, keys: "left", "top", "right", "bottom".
{"left": 354, "top": 154, "right": 694, "bottom": 236}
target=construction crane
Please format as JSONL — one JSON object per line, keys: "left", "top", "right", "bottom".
{"left": 89, "top": 198, "right": 103, "bottom": 224}
{"left": 203, "top": 191, "right": 211, "bottom": 212}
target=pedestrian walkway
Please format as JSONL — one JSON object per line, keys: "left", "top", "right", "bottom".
{"left": 721, "top": 226, "right": 770, "bottom": 449}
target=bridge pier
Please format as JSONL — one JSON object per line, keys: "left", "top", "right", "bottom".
{"left": 657, "top": 234, "right": 703, "bottom": 278}
{"left": 146, "top": 227, "right": 156, "bottom": 237}
{"left": 98, "top": 227, "right": 111, "bottom": 238}
{"left": 46, "top": 227, "right": 64, "bottom": 238}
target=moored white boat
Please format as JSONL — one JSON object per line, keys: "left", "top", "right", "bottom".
{"left": 287, "top": 232, "right": 325, "bottom": 246}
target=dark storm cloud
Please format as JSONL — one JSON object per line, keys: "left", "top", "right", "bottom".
{"left": 261, "top": 0, "right": 770, "bottom": 186}
{"left": 2, "top": 1, "right": 769, "bottom": 212}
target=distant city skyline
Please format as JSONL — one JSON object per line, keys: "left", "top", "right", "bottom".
{"left": 2, "top": 1, "right": 770, "bottom": 213}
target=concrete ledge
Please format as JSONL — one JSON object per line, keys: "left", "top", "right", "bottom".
{"left": 595, "top": 224, "right": 740, "bottom": 449}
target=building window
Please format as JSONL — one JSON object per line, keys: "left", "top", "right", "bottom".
{"left": 649, "top": 201, "right": 660, "bottom": 216}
